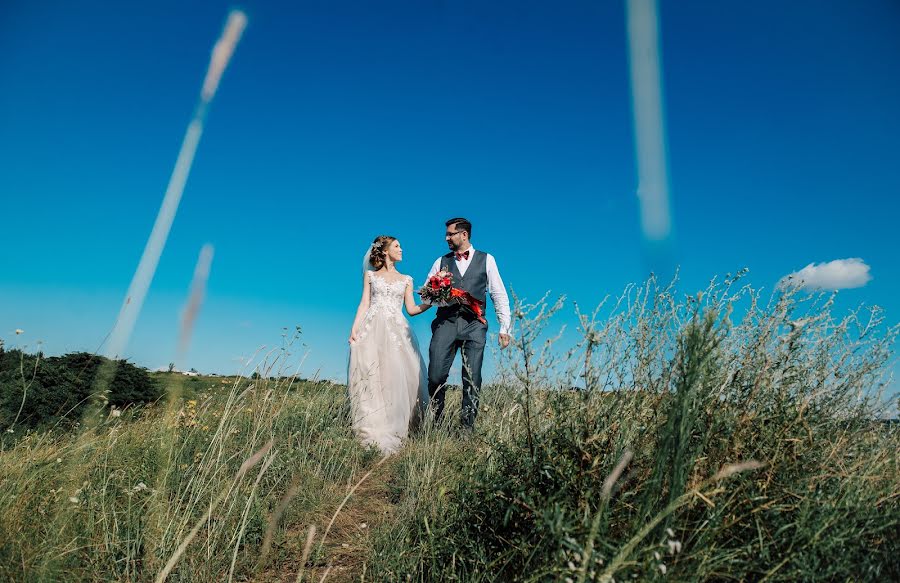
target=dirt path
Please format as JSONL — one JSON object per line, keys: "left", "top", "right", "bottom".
{"left": 258, "top": 456, "right": 398, "bottom": 583}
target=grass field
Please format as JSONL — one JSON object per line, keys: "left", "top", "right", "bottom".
{"left": 1, "top": 277, "right": 898, "bottom": 582}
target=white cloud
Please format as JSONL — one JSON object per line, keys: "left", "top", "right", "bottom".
{"left": 781, "top": 258, "right": 872, "bottom": 291}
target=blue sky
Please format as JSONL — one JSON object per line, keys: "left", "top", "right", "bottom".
{"left": 1, "top": 1, "right": 898, "bottom": 391}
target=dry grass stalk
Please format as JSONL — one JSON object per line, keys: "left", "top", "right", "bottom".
{"left": 318, "top": 455, "right": 389, "bottom": 555}
{"left": 155, "top": 439, "right": 274, "bottom": 583}
{"left": 294, "top": 525, "right": 317, "bottom": 583}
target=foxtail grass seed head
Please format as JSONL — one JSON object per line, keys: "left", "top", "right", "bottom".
{"left": 201, "top": 10, "right": 247, "bottom": 102}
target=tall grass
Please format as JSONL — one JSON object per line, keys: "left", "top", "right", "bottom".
{"left": 1, "top": 275, "right": 897, "bottom": 581}
{"left": 0, "top": 345, "right": 374, "bottom": 582}
{"left": 367, "top": 275, "right": 899, "bottom": 581}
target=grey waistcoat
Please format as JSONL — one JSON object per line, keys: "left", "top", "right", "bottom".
{"left": 436, "top": 250, "right": 488, "bottom": 322}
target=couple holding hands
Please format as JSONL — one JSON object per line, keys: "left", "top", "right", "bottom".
{"left": 347, "top": 218, "right": 510, "bottom": 454}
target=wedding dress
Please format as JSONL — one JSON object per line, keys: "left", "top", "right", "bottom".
{"left": 348, "top": 271, "right": 428, "bottom": 454}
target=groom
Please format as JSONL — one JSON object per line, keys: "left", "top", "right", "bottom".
{"left": 425, "top": 217, "right": 511, "bottom": 430}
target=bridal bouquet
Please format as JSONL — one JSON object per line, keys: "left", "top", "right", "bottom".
{"left": 419, "top": 270, "right": 486, "bottom": 324}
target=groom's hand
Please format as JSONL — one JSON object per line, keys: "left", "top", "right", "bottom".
{"left": 499, "top": 333, "right": 510, "bottom": 349}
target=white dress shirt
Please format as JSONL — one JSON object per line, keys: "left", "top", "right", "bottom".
{"left": 426, "top": 246, "right": 511, "bottom": 335}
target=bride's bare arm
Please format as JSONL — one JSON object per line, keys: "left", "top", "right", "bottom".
{"left": 405, "top": 279, "right": 432, "bottom": 316}
{"left": 349, "top": 273, "right": 371, "bottom": 343}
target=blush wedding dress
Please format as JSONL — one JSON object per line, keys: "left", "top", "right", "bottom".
{"left": 348, "top": 271, "right": 428, "bottom": 454}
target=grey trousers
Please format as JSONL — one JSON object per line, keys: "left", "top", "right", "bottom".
{"left": 427, "top": 315, "right": 486, "bottom": 428}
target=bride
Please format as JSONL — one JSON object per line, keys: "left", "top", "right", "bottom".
{"left": 348, "top": 235, "right": 432, "bottom": 454}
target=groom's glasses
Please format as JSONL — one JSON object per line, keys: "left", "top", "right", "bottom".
{"left": 445, "top": 231, "right": 464, "bottom": 238}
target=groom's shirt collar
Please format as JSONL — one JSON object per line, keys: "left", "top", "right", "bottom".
{"left": 455, "top": 246, "right": 474, "bottom": 276}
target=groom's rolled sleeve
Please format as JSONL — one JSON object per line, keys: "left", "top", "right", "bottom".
{"left": 486, "top": 254, "right": 511, "bottom": 336}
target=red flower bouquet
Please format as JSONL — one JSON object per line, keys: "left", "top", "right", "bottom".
{"left": 418, "top": 270, "right": 487, "bottom": 324}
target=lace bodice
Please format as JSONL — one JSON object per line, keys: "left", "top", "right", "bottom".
{"left": 365, "top": 271, "right": 411, "bottom": 317}
{"left": 356, "top": 271, "right": 413, "bottom": 346}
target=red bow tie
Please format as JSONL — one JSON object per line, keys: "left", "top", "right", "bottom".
{"left": 455, "top": 250, "right": 470, "bottom": 261}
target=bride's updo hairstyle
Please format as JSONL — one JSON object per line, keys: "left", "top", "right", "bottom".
{"left": 369, "top": 235, "right": 396, "bottom": 269}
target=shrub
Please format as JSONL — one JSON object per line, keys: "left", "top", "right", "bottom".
{"left": 0, "top": 349, "right": 160, "bottom": 431}
{"left": 0, "top": 349, "right": 83, "bottom": 431}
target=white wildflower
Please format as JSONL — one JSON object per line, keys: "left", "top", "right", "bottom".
{"left": 654, "top": 551, "right": 661, "bottom": 561}
{"left": 132, "top": 482, "right": 148, "bottom": 492}
{"left": 667, "top": 539, "right": 682, "bottom": 554}
{"left": 658, "top": 563, "right": 667, "bottom": 575}
{"left": 56, "top": 458, "right": 62, "bottom": 463}
{"left": 69, "top": 497, "right": 79, "bottom": 504}
{"left": 665, "top": 527, "right": 675, "bottom": 537}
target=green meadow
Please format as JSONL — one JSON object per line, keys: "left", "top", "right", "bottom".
{"left": 1, "top": 277, "right": 898, "bottom": 582}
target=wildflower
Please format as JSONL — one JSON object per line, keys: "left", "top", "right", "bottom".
{"left": 132, "top": 482, "right": 148, "bottom": 492}
{"left": 665, "top": 527, "right": 675, "bottom": 537}
{"left": 567, "top": 561, "right": 576, "bottom": 571}
{"left": 654, "top": 551, "right": 661, "bottom": 561}
{"left": 667, "top": 539, "right": 682, "bottom": 555}
{"left": 56, "top": 458, "right": 62, "bottom": 464}
{"left": 658, "top": 564, "right": 667, "bottom": 575}
{"left": 111, "top": 409, "right": 121, "bottom": 418}
{"left": 359, "top": 523, "right": 368, "bottom": 529}
{"left": 69, "top": 497, "right": 79, "bottom": 504}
